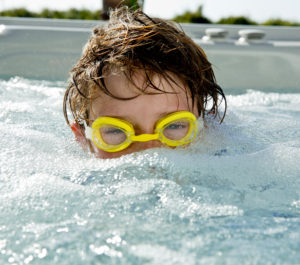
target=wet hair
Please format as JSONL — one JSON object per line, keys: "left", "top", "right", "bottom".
{"left": 63, "top": 6, "right": 226, "bottom": 127}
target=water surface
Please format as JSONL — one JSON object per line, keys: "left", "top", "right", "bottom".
{"left": 0, "top": 77, "right": 299, "bottom": 264}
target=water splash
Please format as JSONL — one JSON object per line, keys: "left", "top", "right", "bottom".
{"left": 0, "top": 78, "right": 300, "bottom": 264}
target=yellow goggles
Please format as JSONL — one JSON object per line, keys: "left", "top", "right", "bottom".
{"left": 84, "top": 111, "right": 199, "bottom": 153}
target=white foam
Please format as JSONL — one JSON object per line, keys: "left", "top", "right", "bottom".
{"left": 0, "top": 78, "right": 300, "bottom": 264}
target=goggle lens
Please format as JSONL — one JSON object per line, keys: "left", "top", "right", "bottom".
{"left": 99, "top": 126, "right": 127, "bottom": 146}
{"left": 162, "top": 119, "right": 191, "bottom": 141}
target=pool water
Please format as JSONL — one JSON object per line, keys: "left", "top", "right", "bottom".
{"left": 0, "top": 77, "right": 300, "bottom": 264}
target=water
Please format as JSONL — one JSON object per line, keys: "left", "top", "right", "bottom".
{"left": 0, "top": 77, "right": 300, "bottom": 264}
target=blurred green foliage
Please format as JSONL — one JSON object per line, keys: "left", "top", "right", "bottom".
{"left": 217, "top": 16, "right": 257, "bottom": 25}
{"left": 0, "top": 8, "right": 101, "bottom": 20}
{"left": 173, "top": 5, "right": 299, "bottom": 26}
{"left": 173, "top": 6, "right": 211, "bottom": 23}
{"left": 262, "top": 18, "right": 300, "bottom": 26}
{"left": 0, "top": 8, "right": 36, "bottom": 17}
{"left": 0, "top": 5, "right": 299, "bottom": 26}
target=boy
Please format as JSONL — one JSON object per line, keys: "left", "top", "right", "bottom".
{"left": 63, "top": 7, "right": 226, "bottom": 159}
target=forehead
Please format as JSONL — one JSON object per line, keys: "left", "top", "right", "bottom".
{"left": 90, "top": 71, "right": 193, "bottom": 118}
{"left": 102, "top": 70, "right": 187, "bottom": 97}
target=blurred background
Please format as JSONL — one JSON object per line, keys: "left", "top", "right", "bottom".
{"left": 0, "top": 0, "right": 300, "bottom": 26}
{"left": 1, "top": 0, "right": 300, "bottom": 91}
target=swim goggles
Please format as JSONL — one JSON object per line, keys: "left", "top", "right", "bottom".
{"left": 84, "top": 111, "right": 200, "bottom": 152}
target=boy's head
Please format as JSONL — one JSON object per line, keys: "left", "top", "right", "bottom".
{"left": 63, "top": 7, "right": 226, "bottom": 158}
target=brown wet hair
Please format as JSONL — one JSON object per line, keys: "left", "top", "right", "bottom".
{"left": 63, "top": 6, "right": 226, "bottom": 127}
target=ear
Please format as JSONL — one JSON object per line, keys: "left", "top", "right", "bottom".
{"left": 70, "top": 121, "right": 89, "bottom": 148}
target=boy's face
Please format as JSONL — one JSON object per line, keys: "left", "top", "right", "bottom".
{"left": 74, "top": 71, "right": 198, "bottom": 159}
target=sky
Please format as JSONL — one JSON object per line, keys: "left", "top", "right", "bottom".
{"left": 0, "top": 0, "right": 300, "bottom": 23}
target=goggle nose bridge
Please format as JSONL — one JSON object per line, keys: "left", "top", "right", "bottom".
{"left": 130, "top": 133, "right": 160, "bottom": 142}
